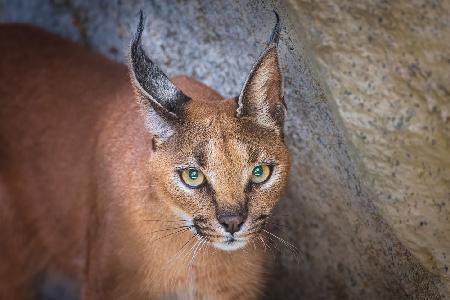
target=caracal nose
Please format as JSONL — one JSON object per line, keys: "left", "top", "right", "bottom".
{"left": 218, "top": 214, "right": 245, "bottom": 234}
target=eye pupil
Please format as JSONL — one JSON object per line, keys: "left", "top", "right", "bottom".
{"left": 252, "top": 165, "right": 263, "bottom": 177}
{"left": 188, "top": 168, "right": 199, "bottom": 180}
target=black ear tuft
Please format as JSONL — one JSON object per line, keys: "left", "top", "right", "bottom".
{"left": 129, "top": 11, "right": 191, "bottom": 143}
{"left": 130, "top": 10, "right": 190, "bottom": 119}
{"left": 268, "top": 11, "right": 281, "bottom": 45}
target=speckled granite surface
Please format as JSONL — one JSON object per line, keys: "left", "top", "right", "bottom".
{"left": 0, "top": 0, "right": 447, "bottom": 299}
{"left": 287, "top": 0, "right": 450, "bottom": 297}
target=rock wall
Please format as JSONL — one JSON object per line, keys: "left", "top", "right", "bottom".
{"left": 1, "top": 0, "right": 448, "bottom": 299}
{"left": 285, "top": 0, "right": 450, "bottom": 297}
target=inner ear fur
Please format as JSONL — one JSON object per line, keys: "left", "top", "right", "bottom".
{"left": 236, "top": 12, "right": 286, "bottom": 130}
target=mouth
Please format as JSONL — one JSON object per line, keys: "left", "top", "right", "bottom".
{"left": 185, "top": 215, "right": 266, "bottom": 252}
{"left": 191, "top": 224, "right": 249, "bottom": 251}
{"left": 212, "top": 236, "right": 247, "bottom": 251}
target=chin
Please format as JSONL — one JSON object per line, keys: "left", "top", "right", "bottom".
{"left": 212, "top": 239, "right": 247, "bottom": 251}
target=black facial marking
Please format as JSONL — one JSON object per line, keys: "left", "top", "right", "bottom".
{"left": 243, "top": 195, "right": 251, "bottom": 212}
{"left": 193, "top": 216, "right": 208, "bottom": 224}
{"left": 193, "top": 142, "right": 208, "bottom": 168}
{"left": 244, "top": 182, "right": 253, "bottom": 193}
{"left": 151, "top": 137, "right": 158, "bottom": 151}
{"left": 247, "top": 145, "right": 259, "bottom": 164}
{"left": 193, "top": 223, "right": 205, "bottom": 237}
{"left": 193, "top": 216, "right": 208, "bottom": 236}
{"left": 254, "top": 214, "right": 269, "bottom": 222}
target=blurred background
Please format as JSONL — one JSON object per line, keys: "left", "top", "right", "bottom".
{"left": 1, "top": 0, "right": 449, "bottom": 299}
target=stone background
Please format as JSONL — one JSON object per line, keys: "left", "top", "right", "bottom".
{"left": 1, "top": 0, "right": 448, "bottom": 299}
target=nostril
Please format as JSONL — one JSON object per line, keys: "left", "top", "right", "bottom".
{"left": 218, "top": 214, "right": 244, "bottom": 235}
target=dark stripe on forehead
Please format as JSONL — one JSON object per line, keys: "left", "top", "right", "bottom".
{"left": 207, "top": 185, "right": 219, "bottom": 212}
{"left": 247, "top": 144, "right": 259, "bottom": 164}
{"left": 193, "top": 141, "right": 208, "bottom": 168}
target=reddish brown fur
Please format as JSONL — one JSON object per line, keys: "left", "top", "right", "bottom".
{"left": 0, "top": 24, "right": 289, "bottom": 299}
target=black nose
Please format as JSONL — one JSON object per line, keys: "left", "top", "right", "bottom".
{"left": 218, "top": 214, "right": 245, "bottom": 234}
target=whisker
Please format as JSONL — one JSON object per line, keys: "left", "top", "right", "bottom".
{"left": 143, "top": 219, "right": 186, "bottom": 223}
{"left": 183, "top": 235, "right": 201, "bottom": 261}
{"left": 187, "top": 238, "right": 206, "bottom": 286}
{"left": 263, "top": 233, "right": 283, "bottom": 254}
{"left": 148, "top": 226, "right": 191, "bottom": 235}
{"left": 148, "top": 227, "right": 190, "bottom": 244}
{"left": 164, "top": 234, "right": 197, "bottom": 268}
{"left": 263, "top": 229, "right": 300, "bottom": 254}
{"left": 256, "top": 234, "right": 277, "bottom": 260}
{"left": 258, "top": 236, "right": 269, "bottom": 253}
{"left": 202, "top": 238, "right": 210, "bottom": 261}
{"left": 251, "top": 239, "right": 257, "bottom": 251}
{"left": 185, "top": 238, "right": 202, "bottom": 286}
{"left": 165, "top": 234, "right": 199, "bottom": 288}
{"left": 262, "top": 229, "right": 303, "bottom": 263}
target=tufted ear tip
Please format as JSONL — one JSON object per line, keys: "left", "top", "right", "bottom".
{"left": 137, "top": 10, "right": 145, "bottom": 41}
{"left": 129, "top": 10, "right": 190, "bottom": 142}
{"left": 236, "top": 12, "right": 284, "bottom": 130}
{"left": 268, "top": 11, "right": 281, "bottom": 45}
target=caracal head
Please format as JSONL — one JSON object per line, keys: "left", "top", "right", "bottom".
{"left": 129, "top": 11, "right": 289, "bottom": 251}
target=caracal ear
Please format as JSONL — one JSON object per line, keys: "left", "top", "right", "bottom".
{"left": 236, "top": 12, "right": 286, "bottom": 131}
{"left": 129, "top": 11, "right": 190, "bottom": 144}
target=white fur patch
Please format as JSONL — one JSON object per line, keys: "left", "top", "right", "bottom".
{"left": 145, "top": 109, "right": 174, "bottom": 140}
{"left": 213, "top": 239, "right": 247, "bottom": 251}
{"left": 171, "top": 206, "right": 194, "bottom": 229}
{"left": 211, "top": 221, "right": 249, "bottom": 251}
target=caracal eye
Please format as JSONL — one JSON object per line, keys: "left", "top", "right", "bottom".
{"left": 180, "top": 167, "right": 205, "bottom": 188}
{"left": 251, "top": 164, "right": 271, "bottom": 184}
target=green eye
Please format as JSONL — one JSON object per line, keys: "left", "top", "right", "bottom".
{"left": 181, "top": 167, "right": 205, "bottom": 188}
{"left": 251, "top": 164, "right": 271, "bottom": 184}
{"left": 189, "top": 168, "right": 198, "bottom": 180}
